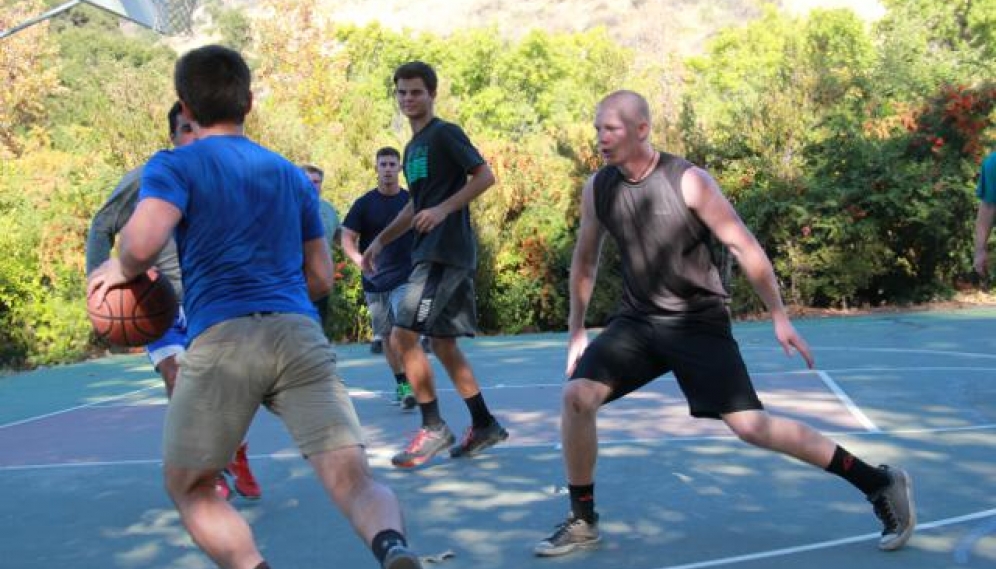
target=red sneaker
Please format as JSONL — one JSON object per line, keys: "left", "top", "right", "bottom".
{"left": 227, "top": 442, "right": 261, "bottom": 500}
{"left": 214, "top": 473, "right": 232, "bottom": 501}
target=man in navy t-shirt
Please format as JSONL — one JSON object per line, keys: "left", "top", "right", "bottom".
{"left": 342, "top": 147, "right": 418, "bottom": 409}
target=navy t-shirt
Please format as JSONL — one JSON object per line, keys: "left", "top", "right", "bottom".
{"left": 342, "top": 188, "right": 414, "bottom": 292}
{"left": 402, "top": 118, "right": 485, "bottom": 269}
{"left": 140, "top": 135, "right": 322, "bottom": 340}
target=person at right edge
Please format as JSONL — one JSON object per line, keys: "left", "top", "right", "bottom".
{"left": 534, "top": 90, "right": 916, "bottom": 557}
{"left": 362, "top": 61, "right": 508, "bottom": 468}
{"left": 973, "top": 150, "right": 996, "bottom": 281}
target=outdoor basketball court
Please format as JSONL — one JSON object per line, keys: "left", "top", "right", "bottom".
{"left": 2, "top": 307, "right": 996, "bottom": 568}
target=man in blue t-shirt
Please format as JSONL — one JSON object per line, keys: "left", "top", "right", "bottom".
{"left": 974, "top": 151, "right": 996, "bottom": 278}
{"left": 87, "top": 45, "right": 421, "bottom": 569}
{"left": 342, "top": 147, "right": 418, "bottom": 410}
{"left": 86, "top": 102, "right": 261, "bottom": 502}
{"left": 362, "top": 61, "right": 507, "bottom": 469}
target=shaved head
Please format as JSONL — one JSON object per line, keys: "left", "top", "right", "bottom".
{"left": 598, "top": 90, "right": 651, "bottom": 129}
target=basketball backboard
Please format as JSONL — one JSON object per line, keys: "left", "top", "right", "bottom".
{"left": 1, "top": 0, "right": 197, "bottom": 39}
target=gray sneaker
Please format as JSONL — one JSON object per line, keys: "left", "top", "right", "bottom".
{"left": 534, "top": 513, "right": 600, "bottom": 557}
{"left": 391, "top": 424, "right": 456, "bottom": 469}
{"left": 382, "top": 544, "right": 422, "bottom": 569}
{"left": 868, "top": 465, "right": 916, "bottom": 551}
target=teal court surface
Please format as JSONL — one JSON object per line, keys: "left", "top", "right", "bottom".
{"left": 1, "top": 308, "right": 995, "bottom": 568}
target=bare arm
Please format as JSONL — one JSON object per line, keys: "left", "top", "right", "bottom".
{"left": 974, "top": 201, "right": 996, "bottom": 276}
{"left": 303, "top": 236, "right": 334, "bottom": 301}
{"left": 566, "top": 177, "right": 605, "bottom": 375}
{"left": 87, "top": 197, "right": 180, "bottom": 302}
{"left": 682, "top": 167, "right": 814, "bottom": 368}
{"left": 411, "top": 163, "right": 496, "bottom": 233}
{"left": 341, "top": 227, "right": 364, "bottom": 267}
{"left": 85, "top": 171, "right": 141, "bottom": 275}
{"left": 118, "top": 198, "right": 181, "bottom": 279}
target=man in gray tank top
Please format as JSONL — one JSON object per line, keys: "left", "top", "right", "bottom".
{"left": 534, "top": 90, "right": 915, "bottom": 557}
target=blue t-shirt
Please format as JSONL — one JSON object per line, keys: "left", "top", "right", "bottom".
{"left": 140, "top": 135, "right": 323, "bottom": 340}
{"left": 978, "top": 152, "right": 996, "bottom": 204}
{"left": 342, "top": 188, "right": 414, "bottom": 292}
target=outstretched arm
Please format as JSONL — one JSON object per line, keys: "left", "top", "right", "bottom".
{"left": 682, "top": 167, "right": 814, "bottom": 369}
{"left": 566, "top": 176, "right": 605, "bottom": 376}
{"left": 411, "top": 163, "right": 495, "bottom": 233}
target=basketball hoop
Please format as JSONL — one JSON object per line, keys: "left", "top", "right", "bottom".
{"left": 1, "top": 0, "right": 200, "bottom": 39}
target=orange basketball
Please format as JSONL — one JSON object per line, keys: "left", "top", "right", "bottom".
{"left": 87, "top": 268, "right": 178, "bottom": 347}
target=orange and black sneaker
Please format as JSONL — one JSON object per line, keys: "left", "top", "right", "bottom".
{"left": 227, "top": 442, "right": 261, "bottom": 500}
{"left": 391, "top": 424, "right": 455, "bottom": 469}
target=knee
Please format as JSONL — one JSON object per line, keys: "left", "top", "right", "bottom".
{"left": 726, "top": 413, "right": 770, "bottom": 447}
{"left": 163, "top": 466, "right": 217, "bottom": 502}
{"left": 391, "top": 328, "right": 417, "bottom": 350}
{"left": 562, "top": 381, "right": 603, "bottom": 416}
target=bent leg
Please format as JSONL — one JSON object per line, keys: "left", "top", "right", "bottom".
{"left": 430, "top": 337, "right": 481, "bottom": 398}
{"left": 562, "top": 379, "right": 612, "bottom": 485}
{"left": 722, "top": 409, "right": 835, "bottom": 467}
{"left": 309, "top": 445, "right": 406, "bottom": 543}
{"left": 165, "top": 465, "right": 264, "bottom": 569}
{"left": 393, "top": 327, "right": 435, "bottom": 401}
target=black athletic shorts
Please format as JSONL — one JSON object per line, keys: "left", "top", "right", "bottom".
{"left": 394, "top": 261, "right": 477, "bottom": 337}
{"left": 570, "top": 306, "right": 763, "bottom": 418}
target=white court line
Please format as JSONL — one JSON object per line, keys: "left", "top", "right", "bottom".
{"left": 650, "top": 508, "right": 996, "bottom": 569}
{"left": 4, "top": 422, "right": 995, "bottom": 473}
{"left": 0, "top": 384, "right": 159, "bottom": 430}
{"left": 7, "top": 366, "right": 996, "bottom": 430}
{"left": 815, "top": 370, "right": 880, "bottom": 432}
{"left": 743, "top": 346, "right": 996, "bottom": 360}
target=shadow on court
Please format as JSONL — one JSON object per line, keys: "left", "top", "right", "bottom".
{"left": 1, "top": 308, "right": 995, "bottom": 568}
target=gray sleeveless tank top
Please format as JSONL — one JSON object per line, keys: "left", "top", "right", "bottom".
{"left": 593, "top": 152, "right": 728, "bottom": 314}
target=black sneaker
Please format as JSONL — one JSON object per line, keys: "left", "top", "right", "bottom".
{"left": 868, "top": 465, "right": 916, "bottom": 551}
{"left": 534, "top": 513, "right": 600, "bottom": 556}
{"left": 450, "top": 420, "right": 509, "bottom": 458}
{"left": 391, "top": 424, "right": 456, "bottom": 469}
{"left": 381, "top": 544, "right": 422, "bottom": 569}
{"left": 370, "top": 338, "right": 384, "bottom": 354}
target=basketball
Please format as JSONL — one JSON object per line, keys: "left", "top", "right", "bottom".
{"left": 87, "top": 268, "right": 178, "bottom": 347}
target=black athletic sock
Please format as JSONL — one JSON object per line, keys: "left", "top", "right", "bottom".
{"left": 371, "top": 529, "right": 407, "bottom": 565}
{"left": 825, "top": 445, "right": 890, "bottom": 495}
{"left": 464, "top": 392, "right": 495, "bottom": 429}
{"left": 254, "top": 562, "right": 271, "bottom": 569}
{"left": 569, "top": 484, "right": 596, "bottom": 523}
{"left": 419, "top": 398, "right": 444, "bottom": 429}
{"left": 394, "top": 372, "right": 408, "bottom": 386}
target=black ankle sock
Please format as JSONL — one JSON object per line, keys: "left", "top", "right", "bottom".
{"left": 825, "top": 445, "right": 890, "bottom": 495}
{"left": 394, "top": 372, "right": 408, "bottom": 386}
{"left": 464, "top": 392, "right": 495, "bottom": 429}
{"left": 371, "top": 529, "right": 407, "bottom": 564}
{"left": 419, "top": 399, "right": 444, "bottom": 429}
{"left": 568, "top": 483, "right": 596, "bottom": 523}
{"left": 254, "top": 562, "right": 270, "bottom": 569}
